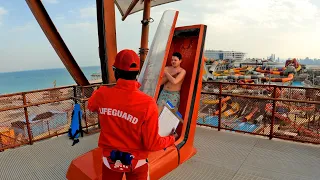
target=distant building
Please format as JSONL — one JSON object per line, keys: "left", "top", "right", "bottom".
{"left": 204, "top": 50, "right": 246, "bottom": 61}
{"left": 269, "top": 54, "right": 276, "bottom": 61}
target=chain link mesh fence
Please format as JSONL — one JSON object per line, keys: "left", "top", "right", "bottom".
{"left": 0, "top": 94, "right": 24, "bottom": 110}
{"left": 0, "top": 85, "right": 104, "bottom": 151}
{"left": 272, "top": 101, "right": 320, "bottom": 143}
{"left": 0, "top": 108, "right": 30, "bottom": 151}
{"left": 200, "top": 82, "right": 320, "bottom": 144}
{"left": 1, "top": 81, "right": 319, "bottom": 151}
{"left": 197, "top": 93, "right": 219, "bottom": 127}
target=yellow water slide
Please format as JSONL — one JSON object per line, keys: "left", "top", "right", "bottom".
{"left": 202, "top": 96, "right": 231, "bottom": 104}
{"left": 222, "top": 102, "right": 240, "bottom": 117}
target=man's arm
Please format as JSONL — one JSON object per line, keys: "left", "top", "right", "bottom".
{"left": 164, "top": 69, "right": 186, "bottom": 85}
{"left": 160, "top": 67, "right": 169, "bottom": 85}
{"left": 141, "top": 102, "right": 175, "bottom": 151}
{"left": 160, "top": 75, "right": 168, "bottom": 85}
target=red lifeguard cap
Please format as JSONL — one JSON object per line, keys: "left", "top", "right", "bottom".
{"left": 113, "top": 49, "right": 140, "bottom": 71}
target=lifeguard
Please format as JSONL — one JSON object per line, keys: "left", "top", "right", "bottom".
{"left": 88, "top": 49, "right": 178, "bottom": 180}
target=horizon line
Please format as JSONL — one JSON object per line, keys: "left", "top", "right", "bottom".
{"left": 0, "top": 65, "right": 101, "bottom": 74}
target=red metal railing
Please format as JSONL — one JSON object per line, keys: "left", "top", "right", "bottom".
{"left": 1, "top": 81, "right": 319, "bottom": 151}
{"left": 0, "top": 83, "right": 106, "bottom": 151}
{"left": 198, "top": 81, "right": 320, "bottom": 144}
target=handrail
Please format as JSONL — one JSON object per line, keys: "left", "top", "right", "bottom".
{"left": 0, "top": 85, "right": 74, "bottom": 98}
{"left": 0, "top": 132, "right": 26, "bottom": 143}
{"left": 75, "top": 82, "right": 114, "bottom": 88}
{"left": 201, "top": 91, "right": 320, "bottom": 105}
{"left": 0, "top": 97, "right": 71, "bottom": 112}
{"left": 1, "top": 81, "right": 319, "bottom": 151}
{"left": 202, "top": 81, "right": 320, "bottom": 90}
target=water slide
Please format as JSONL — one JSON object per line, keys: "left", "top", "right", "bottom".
{"left": 221, "top": 67, "right": 248, "bottom": 74}
{"left": 285, "top": 58, "right": 301, "bottom": 72}
{"left": 202, "top": 96, "right": 231, "bottom": 105}
{"left": 214, "top": 103, "right": 227, "bottom": 115}
{"left": 202, "top": 59, "right": 218, "bottom": 81}
{"left": 256, "top": 66, "right": 294, "bottom": 82}
{"left": 255, "top": 67, "right": 284, "bottom": 75}
{"left": 243, "top": 107, "right": 259, "bottom": 122}
{"left": 238, "top": 79, "right": 256, "bottom": 89}
{"left": 66, "top": 10, "right": 208, "bottom": 180}
{"left": 214, "top": 66, "right": 252, "bottom": 76}
{"left": 209, "top": 61, "right": 219, "bottom": 73}
{"left": 205, "top": 60, "right": 266, "bottom": 82}
{"left": 222, "top": 102, "right": 240, "bottom": 117}
{"left": 257, "top": 58, "right": 301, "bottom": 83}
{"left": 212, "top": 72, "right": 265, "bottom": 81}
{"left": 261, "top": 73, "right": 294, "bottom": 83}
{"left": 203, "top": 64, "right": 214, "bottom": 81}
{"left": 265, "top": 103, "right": 320, "bottom": 138}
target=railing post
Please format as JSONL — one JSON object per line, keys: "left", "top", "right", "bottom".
{"left": 218, "top": 83, "right": 222, "bottom": 131}
{"left": 98, "top": 115, "right": 101, "bottom": 129}
{"left": 47, "top": 121, "right": 50, "bottom": 136}
{"left": 73, "top": 86, "right": 78, "bottom": 104}
{"left": 81, "top": 86, "right": 89, "bottom": 132}
{"left": 269, "top": 85, "right": 277, "bottom": 140}
{"left": 96, "top": 85, "right": 101, "bottom": 129}
{"left": 22, "top": 93, "right": 33, "bottom": 145}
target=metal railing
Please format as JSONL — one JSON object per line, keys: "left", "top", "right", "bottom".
{"left": 1, "top": 81, "right": 319, "bottom": 151}
{"left": 0, "top": 83, "right": 106, "bottom": 151}
{"left": 199, "top": 82, "right": 320, "bottom": 144}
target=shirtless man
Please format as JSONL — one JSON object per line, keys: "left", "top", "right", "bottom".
{"left": 157, "top": 52, "right": 186, "bottom": 111}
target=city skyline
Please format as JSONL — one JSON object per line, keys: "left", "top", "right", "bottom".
{"left": 0, "top": 0, "right": 320, "bottom": 72}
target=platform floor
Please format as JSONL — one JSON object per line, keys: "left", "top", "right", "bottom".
{"left": 1, "top": 127, "right": 320, "bottom": 180}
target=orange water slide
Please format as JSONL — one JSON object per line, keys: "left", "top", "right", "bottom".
{"left": 66, "top": 23, "right": 208, "bottom": 179}
{"left": 202, "top": 96, "right": 231, "bottom": 105}
{"left": 239, "top": 79, "right": 254, "bottom": 83}
{"left": 265, "top": 103, "right": 320, "bottom": 138}
{"left": 243, "top": 107, "right": 258, "bottom": 122}
{"left": 223, "top": 67, "right": 248, "bottom": 74}
{"left": 214, "top": 103, "right": 227, "bottom": 115}
{"left": 238, "top": 79, "right": 255, "bottom": 89}
{"left": 291, "top": 104, "right": 315, "bottom": 111}
{"left": 262, "top": 73, "right": 294, "bottom": 83}
{"left": 256, "top": 67, "right": 283, "bottom": 75}
{"left": 222, "top": 102, "right": 240, "bottom": 117}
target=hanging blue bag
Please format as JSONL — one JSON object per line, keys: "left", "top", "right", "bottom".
{"left": 68, "top": 103, "right": 83, "bottom": 146}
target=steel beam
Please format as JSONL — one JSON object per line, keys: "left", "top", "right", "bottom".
{"left": 96, "top": 0, "right": 117, "bottom": 84}
{"left": 139, "top": 0, "right": 151, "bottom": 68}
{"left": 25, "top": 0, "right": 89, "bottom": 86}
{"left": 96, "top": 0, "right": 108, "bottom": 84}
{"left": 103, "top": 0, "right": 117, "bottom": 83}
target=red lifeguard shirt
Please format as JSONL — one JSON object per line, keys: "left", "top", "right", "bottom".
{"left": 87, "top": 79, "right": 175, "bottom": 160}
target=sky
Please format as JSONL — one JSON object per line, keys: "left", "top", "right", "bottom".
{"left": 0, "top": 0, "right": 319, "bottom": 72}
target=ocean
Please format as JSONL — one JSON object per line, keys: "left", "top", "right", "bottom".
{"left": 0, "top": 66, "right": 101, "bottom": 94}
{"left": 1, "top": 64, "right": 319, "bottom": 95}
